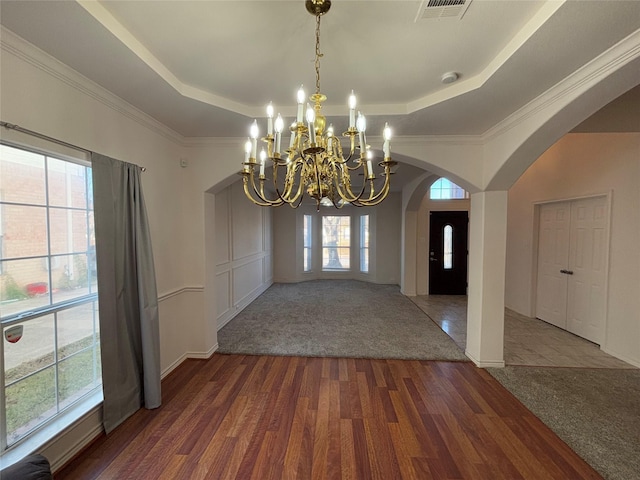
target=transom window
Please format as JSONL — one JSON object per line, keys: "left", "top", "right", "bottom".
{"left": 0, "top": 144, "right": 101, "bottom": 449}
{"left": 430, "top": 178, "right": 469, "bottom": 200}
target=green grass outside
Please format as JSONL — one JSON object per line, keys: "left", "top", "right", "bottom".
{"left": 4, "top": 337, "right": 101, "bottom": 442}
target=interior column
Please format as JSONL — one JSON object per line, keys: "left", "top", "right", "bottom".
{"left": 401, "top": 209, "right": 418, "bottom": 296}
{"left": 465, "top": 190, "right": 507, "bottom": 367}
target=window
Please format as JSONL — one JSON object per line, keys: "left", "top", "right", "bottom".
{"left": 322, "top": 216, "right": 350, "bottom": 271}
{"left": 443, "top": 225, "right": 453, "bottom": 269}
{"left": 360, "top": 215, "right": 369, "bottom": 273}
{"left": 430, "top": 178, "right": 469, "bottom": 200}
{"left": 0, "top": 144, "right": 101, "bottom": 449}
{"left": 303, "top": 214, "right": 312, "bottom": 272}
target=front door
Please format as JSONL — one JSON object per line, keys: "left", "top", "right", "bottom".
{"left": 429, "top": 211, "right": 468, "bottom": 294}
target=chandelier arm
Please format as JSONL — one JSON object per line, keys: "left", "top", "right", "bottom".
{"left": 356, "top": 170, "right": 393, "bottom": 206}
{"left": 334, "top": 136, "right": 358, "bottom": 164}
{"left": 331, "top": 161, "right": 369, "bottom": 203}
{"left": 243, "top": 175, "right": 283, "bottom": 207}
{"left": 250, "top": 170, "right": 284, "bottom": 206}
{"left": 275, "top": 159, "right": 304, "bottom": 204}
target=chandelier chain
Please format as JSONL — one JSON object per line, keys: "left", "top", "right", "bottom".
{"left": 315, "top": 14, "right": 323, "bottom": 94}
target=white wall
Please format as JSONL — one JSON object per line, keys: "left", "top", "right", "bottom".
{"left": 506, "top": 133, "right": 640, "bottom": 366}
{"left": 213, "top": 181, "right": 273, "bottom": 331}
{"left": 272, "top": 193, "right": 401, "bottom": 285}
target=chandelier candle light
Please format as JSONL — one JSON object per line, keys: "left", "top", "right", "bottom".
{"left": 240, "top": 0, "right": 396, "bottom": 209}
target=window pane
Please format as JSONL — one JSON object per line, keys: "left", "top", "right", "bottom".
{"left": 322, "top": 216, "right": 350, "bottom": 271}
{"left": 429, "top": 177, "right": 469, "bottom": 200}
{"left": 6, "top": 366, "right": 56, "bottom": 445}
{"left": 303, "top": 215, "right": 312, "bottom": 272}
{"left": 4, "top": 315, "right": 55, "bottom": 383}
{"left": 360, "top": 215, "right": 369, "bottom": 248}
{"left": 360, "top": 215, "right": 369, "bottom": 273}
{"left": 1, "top": 204, "right": 48, "bottom": 259}
{"left": 444, "top": 225, "right": 453, "bottom": 270}
{"left": 51, "top": 253, "right": 92, "bottom": 303}
{"left": 49, "top": 208, "right": 89, "bottom": 255}
{"left": 323, "top": 247, "right": 350, "bottom": 270}
{"left": 57, "top": 302, "right": 99, "bottom": 359}
{"left": 58, "top": 346, "right": 101, "bottom": 409}
{"left": 47, "top": 158, "right": 88, "bottom": 209}
{"left": 0, "top": 145, "right": 46, "bottom": 205}
{"left": 0, "top": 258, "right": 51, "bottom": 317}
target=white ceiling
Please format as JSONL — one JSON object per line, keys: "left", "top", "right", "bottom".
{"left": 1, "top": 0, "right": 639, "bottom": 140}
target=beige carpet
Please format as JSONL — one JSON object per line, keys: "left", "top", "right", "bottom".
{"left": 218, "top": 280, "right": 468, "bottom": 361}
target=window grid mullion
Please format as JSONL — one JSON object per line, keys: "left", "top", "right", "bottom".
{"left": 0, "top": 319, "right": 7, "bottom": 451}
{"left": 54, "top": 311, "right": 60, "bottom": 416}
{"left": 44, "top": 155, "right": 54, "bottom": 307}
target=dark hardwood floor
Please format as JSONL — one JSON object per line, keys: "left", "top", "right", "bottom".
{"left": 56, "top": 354, "right": 601, "bottom": 479}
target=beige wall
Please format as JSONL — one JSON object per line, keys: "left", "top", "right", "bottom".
{"left": 506, "top": 133, "right": 640, "bottom": 366}
{"left": 273, "top": 193, "right": 401, "bottom": 285}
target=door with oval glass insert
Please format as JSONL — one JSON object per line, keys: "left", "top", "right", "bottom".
{"left": 429, "top": 211, "right": 468, "bottom": 294}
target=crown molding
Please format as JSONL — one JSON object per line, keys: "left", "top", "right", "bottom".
{"left": 483, "top": 27, "right": 640, "bottom": 142}
{"left": 1, "top": 26, "right": 185, "bottom": 146}
{"left": 183, "top": 136, "right": 247, "bottom": 147}
{"left": 407, "top": 0, "right": 565, "bottom": 114}
{"left": 393, "top": 135, "right": 484, "bottom": 146}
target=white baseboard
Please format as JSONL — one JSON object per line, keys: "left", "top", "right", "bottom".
{"left": 187, "top": 343, "right": 219, "bottom": 360}
{"left": 161, "top": 352, "right": 189, "bottom": 379}
{"left": 465, "top": 350, "right": 506, "bottom": 368}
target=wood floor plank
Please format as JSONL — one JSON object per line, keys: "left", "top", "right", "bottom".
{"left": 56, "top": 355, "right": 604, "bottom": 480}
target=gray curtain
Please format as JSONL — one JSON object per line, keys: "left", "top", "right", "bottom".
{"left": 91, "top": 153, "right": 161, "bottom": 434}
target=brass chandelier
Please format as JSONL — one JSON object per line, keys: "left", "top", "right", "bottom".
{"left": 240, "top": 0, "right": 396, "bottom": 209}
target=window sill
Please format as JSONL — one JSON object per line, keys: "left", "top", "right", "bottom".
{"left": 0, "top": 390, "right": 103, "bottom": 470}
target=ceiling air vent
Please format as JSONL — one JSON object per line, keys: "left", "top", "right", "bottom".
{"left": 415, "top": 0, "right": 473, "bottom": 21}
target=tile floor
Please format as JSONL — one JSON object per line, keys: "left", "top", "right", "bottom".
{"left": 411, "top": 294, "right": 637, "bottom": 369}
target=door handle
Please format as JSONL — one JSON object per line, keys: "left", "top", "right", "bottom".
{"left": 430, "top": 258, "right": 438, "bottom": 262}
{"left": 560, "top": 269, "right": 574, "bottom": 275}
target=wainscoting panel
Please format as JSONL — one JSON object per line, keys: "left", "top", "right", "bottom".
{"left": 263, "top": 254, "right": 273, "bottom": 283}
{"left": 215, "top": 188, "right": 231, "bottom": 266}
{"left": 216, "top": 271, "right": 231, "bottom": 318}
{"left": 214, "top": 181, "right": 273, "bottom": 332}
{"left": 233, "top": 258, "right": 264, "bottom": 305}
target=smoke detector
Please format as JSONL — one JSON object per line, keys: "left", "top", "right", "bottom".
{"left": 415, "top": 0, "right": 473, "bottom": 21}
{"left": 441, "top": 72, "right": 459, "bottom": 84}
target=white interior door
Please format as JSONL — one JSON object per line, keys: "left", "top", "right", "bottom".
{"left": 567, "top": 196, "right": 608, "bottom": 344}
{"left": 535, "top": 197, "right": 608, "bottom": 344}
{"left": 536, "top": 202, "right": 570, "bottom": 329}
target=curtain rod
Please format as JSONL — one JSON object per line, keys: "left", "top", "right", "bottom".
{"left": 0, "top": 121, "right": 146, "bottom": 171}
